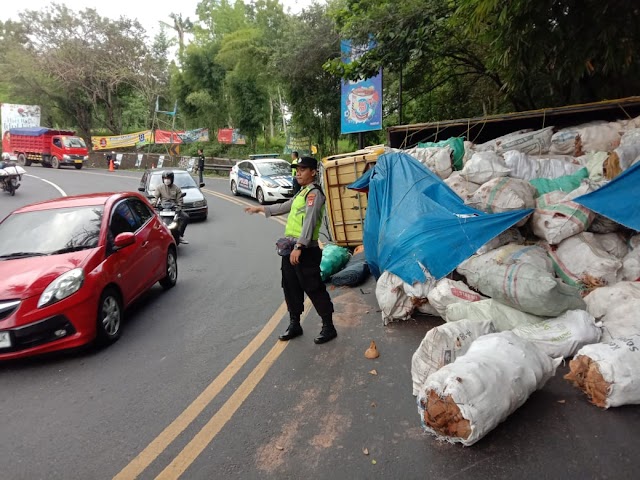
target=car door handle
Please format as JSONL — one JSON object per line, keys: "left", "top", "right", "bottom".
{"left": 142, "top": 241, "right": 149, "bottom": 248}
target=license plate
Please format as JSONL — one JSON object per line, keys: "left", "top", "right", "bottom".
{"left": 0, "top": 331, "right": 11, "bottom": 349}
{"left": 74, "top": 160, "right": 83, "bottom": 163}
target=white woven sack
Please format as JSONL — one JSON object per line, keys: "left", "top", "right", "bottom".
{"left": 375, "top": 271, "right": 414, "bottom": 325}
{"left": 532, "top": 185, "right": 595, "bottom": 245}
{"left": 621, "top": 236, "right": 640, "bottom": 281}
{"left": 419, "top": 332, "right": 561, "bottom": 446}
{"left": 543, "top": 233, "right": 622, "bottom": 288}
{"left": 427, "top": 279, "right": 487, "bottom": 318}
{"left": 458, "top": 245, "right": 585, "bottom": 317}
{"left": 404, "top": 146, "right": 453, "bottom": 179}
{"left": 511, "top": 310, "right": 602, "bottom": 358}
{"left": 475, "top": 228, "right": 524, "bottom": 256}
{"left": 504, "top": 150, "right": 582, "bottom": 180}
{"left": 600, "top": 300, "right": 640, "bottom": 342}
{"left": 444, "top": 171, "right": 480, "bottom": 200}
{"left": 496, "top": 127, "right": 554, "bottom": 155}
{"left": 411, "top": 319, "right": 495, "bottom": 396}
{"left": 570, "top": 336, "right": 640, "bottom": 408}
{"left": 460, "top": 151, "right": 510, "bottom": 184}
{"left": 467, "top": 177, "right": 536, "bottom": 214}
{"left": 550, "top": 130, "right": 581, "bottom": 156}
{"left": 584, "top": 281, "right": 640, "bottom": 320}
{"left": 445, "top": 299, "right": 545, "bottom": 331}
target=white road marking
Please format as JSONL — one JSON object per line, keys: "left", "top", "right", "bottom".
{"left": 24, "top": 174, "right": 67, "bottom": 197}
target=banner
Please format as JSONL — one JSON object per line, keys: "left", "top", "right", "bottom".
{"left": 1, "top": 104, "right": 41, "bottom": 137}
{"left": 136, "top": 154, "right": 143, "bottom": 168}
{"left": 340, "top": 40, "right": 383, "bottom": 134}
{"left": 217, "top": 128, "right": 246, "bottom": 145}
{"left": 91, "top": 130, "right": 153, "bottom": 150}
{"left": 155, "top": 128, "right": 210, "bottom": 144}
{"left": 283, "top": 132, "right": 311, "bottom": 156}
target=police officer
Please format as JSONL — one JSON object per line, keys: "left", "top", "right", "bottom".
{"left": 153, "top": 171, "right": 190, "bottom": 244}
{"left": 290, "top": 151, "right": 301, "bottom": 196}
{"left": 197, "top": 149, "right": 205, "bottom": 187}
{"left": 245, "top": 156, "right": 336, "bottom": 344}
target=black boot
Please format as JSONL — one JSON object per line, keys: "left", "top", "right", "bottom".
{"left": 314, "top": 317, "right": 337, "bottom": 344}
{"left": 279, "top": 316, "right": 303, "bottom": 341}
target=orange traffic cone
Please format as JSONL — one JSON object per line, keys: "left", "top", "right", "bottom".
{"left": 109, "top": 159, "right": 115, "bottom": 172}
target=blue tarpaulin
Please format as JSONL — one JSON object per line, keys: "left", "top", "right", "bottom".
{"left": 348, "top": 152, "right": 533, "bottom": 283}
{"left": 9, "top": 127, "right": 52, "bottom": 136}
{"left": 574, "top": 161, "right": 640, "bottom": 232}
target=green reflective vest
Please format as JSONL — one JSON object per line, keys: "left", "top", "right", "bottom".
{"left": 284, "top": 185, "right": 323, "bottom": 240}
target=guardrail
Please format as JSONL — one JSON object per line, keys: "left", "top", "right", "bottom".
{"left": 203, "top": 163, "right": 233, "bottom": 174}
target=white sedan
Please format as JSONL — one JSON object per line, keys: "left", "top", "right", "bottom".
{"left": 229, "top": 158, "right": 294, "bottom": 204}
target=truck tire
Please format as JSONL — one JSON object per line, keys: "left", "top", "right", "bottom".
{"left": 75, "top": 164, "right": 83, "bottom": 170}
{"left": 17, "top": 154, "right": 31, "bottom": 167}
{"left": 51, "top": 156, "right": 61, "bottom": 169}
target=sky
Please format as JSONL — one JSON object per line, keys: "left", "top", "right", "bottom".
{"left": 0, "top": 0, "right": 319, "bottom": 37}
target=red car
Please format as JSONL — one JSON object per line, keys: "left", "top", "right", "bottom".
{"left": 0, "top": 192, "right": 178, "bottom": 360}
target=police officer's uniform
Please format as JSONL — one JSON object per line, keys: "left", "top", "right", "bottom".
{"left": 264, "top": 157, "right": 336, "bottom": 344}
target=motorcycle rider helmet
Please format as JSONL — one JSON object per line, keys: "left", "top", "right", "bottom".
{"left": 162, "top": 171, "right": 174, "bottom": 185}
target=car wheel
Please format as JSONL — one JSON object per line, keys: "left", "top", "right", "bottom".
{"left": 159, "top": 247, "right": 178, "bottom": 289}
{"left": 51, "top": 156, "right": 61, "bottom": 169}
{"left": 75, "top": 164, "right": 83, "bottom": 170}
{"left": 230, "top": 180, "right": 238, "bottom": 196}
{"left": 257, "top": 187, "right": 265, "bottom": 205}
{"left": 96, "top": 287, "right": 123, "bottom": 345}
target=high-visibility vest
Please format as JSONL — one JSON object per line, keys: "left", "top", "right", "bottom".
{"left": 284, "top": 184, "right": 323, "bottom": 240}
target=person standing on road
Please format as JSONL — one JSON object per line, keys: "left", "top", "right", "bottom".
{"left": 197, "top": 149, "right": 205, "bottom": 186}
{"left": 244, "top": 156, "right": 336, "bottom": 344}
{"left": 290, "top": 151, "right": 301, "bottom": 196}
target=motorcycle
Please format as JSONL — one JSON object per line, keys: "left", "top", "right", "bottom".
{"left": 156, "top": 193, "right": 187, "bottom": 245}
{"left": 0, "top": 161, "right": 26, "bottom": 196}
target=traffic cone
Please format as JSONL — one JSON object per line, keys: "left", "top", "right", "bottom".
{"left": 109, "top": 159, "right": 115, "bottom": 172}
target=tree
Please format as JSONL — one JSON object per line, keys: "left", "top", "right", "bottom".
{"left": 275, "top": 3, "right": 342, "bottom": 153}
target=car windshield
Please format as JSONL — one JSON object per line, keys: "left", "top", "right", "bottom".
{"left": 0, "top": 206, "right": 104, "bottom": 259}
{"left": 62, "top": 136, "right": 86, "bottom": 148}
{"left": 256, "top": 161, "right": 292, "bottom": 177}
{"left": 149, "top": 172, "right": 198, "bottom": 191}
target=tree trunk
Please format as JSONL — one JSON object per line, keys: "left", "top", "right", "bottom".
{"left": 278, "top": 86, "right": 287, "bottom": 135}
{"left": 269, "top": 94, "right": 275, "bottom": 139}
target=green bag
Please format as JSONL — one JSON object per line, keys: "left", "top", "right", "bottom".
{"left": 418, "top": 137, "right": 465, "bottom": 171}
{"left": 529, "top": 168, "right": 589, "bottom": 197}
{"left": 320, "top": 244, "right": 350, "bottom": 282}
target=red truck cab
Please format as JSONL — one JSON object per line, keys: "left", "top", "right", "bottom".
{"left": 3, "top": 127, "right": 89, "bottom": 169}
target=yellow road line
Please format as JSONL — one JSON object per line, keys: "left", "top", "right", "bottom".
{"left": 113, "top": 300, "right": 291, "bottom": 480}
{"left": 156, "top": 299, "right": 313, "bottom": 480}
{"left": 202, "top": 189, "right": 288, "bottom": 226}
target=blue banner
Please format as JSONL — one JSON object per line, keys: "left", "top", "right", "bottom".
{"left": 340, "top": 40, "right": 383, "bottom": 135}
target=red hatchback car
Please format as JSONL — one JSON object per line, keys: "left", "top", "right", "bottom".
{"left": 0, "top": 192, "right": 178, "bottom": 360}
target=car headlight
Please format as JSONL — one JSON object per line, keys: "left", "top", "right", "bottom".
{"left": 193, "top": 200, "right": 205, "bottom": 207}
{"left": 38, "top": 268, "right": 84, "bottom": 308}
{"left": 263, "top": 181, "right": 278, "bottom": 188}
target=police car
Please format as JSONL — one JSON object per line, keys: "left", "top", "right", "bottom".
{"left": 229, "top": 154, "right": 294, "bottom": 204}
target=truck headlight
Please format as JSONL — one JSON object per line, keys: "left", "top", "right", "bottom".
{"left": 84, "top": 156, "right": 89, "bottom": 161}
{"left": 62, "top": 154, "right": 71, "bottom": 160}
{"left": 38, "top": 268, "right": 84, "bottom": 308}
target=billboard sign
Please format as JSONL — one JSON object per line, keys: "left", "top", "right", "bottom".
{"left": 340, "top": 41, "right": 382, "bottom": 135}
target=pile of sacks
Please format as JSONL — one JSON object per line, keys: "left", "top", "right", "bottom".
{"left": 376, "top": 117, "right": 640, "bottom": 445}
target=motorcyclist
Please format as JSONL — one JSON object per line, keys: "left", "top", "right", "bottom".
{"left": 153, "top": 171, "right": 189, "bottom": 244}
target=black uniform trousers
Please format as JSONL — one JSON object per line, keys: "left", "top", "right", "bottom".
{"left": 281, "top": 246, "right": 333, "bottom": 319}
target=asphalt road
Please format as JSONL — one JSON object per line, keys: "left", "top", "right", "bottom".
{"left": 1, "top": 165, "right": 639, "bottom": 480}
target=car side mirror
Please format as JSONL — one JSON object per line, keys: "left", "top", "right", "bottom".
{"left": 250, "top": 169, "right": 256, "bottom": 176}
{"left": 199, "top": 182, "right": 205, "bottom": 188}
{"left": 114, "top": 232, "right": 136, "bottom": 250}
{"left": 180, "top": 192, "right": 186, "bottom": 198}
{"left": 138, "top": 186, "right": 145, "bottom": 192}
